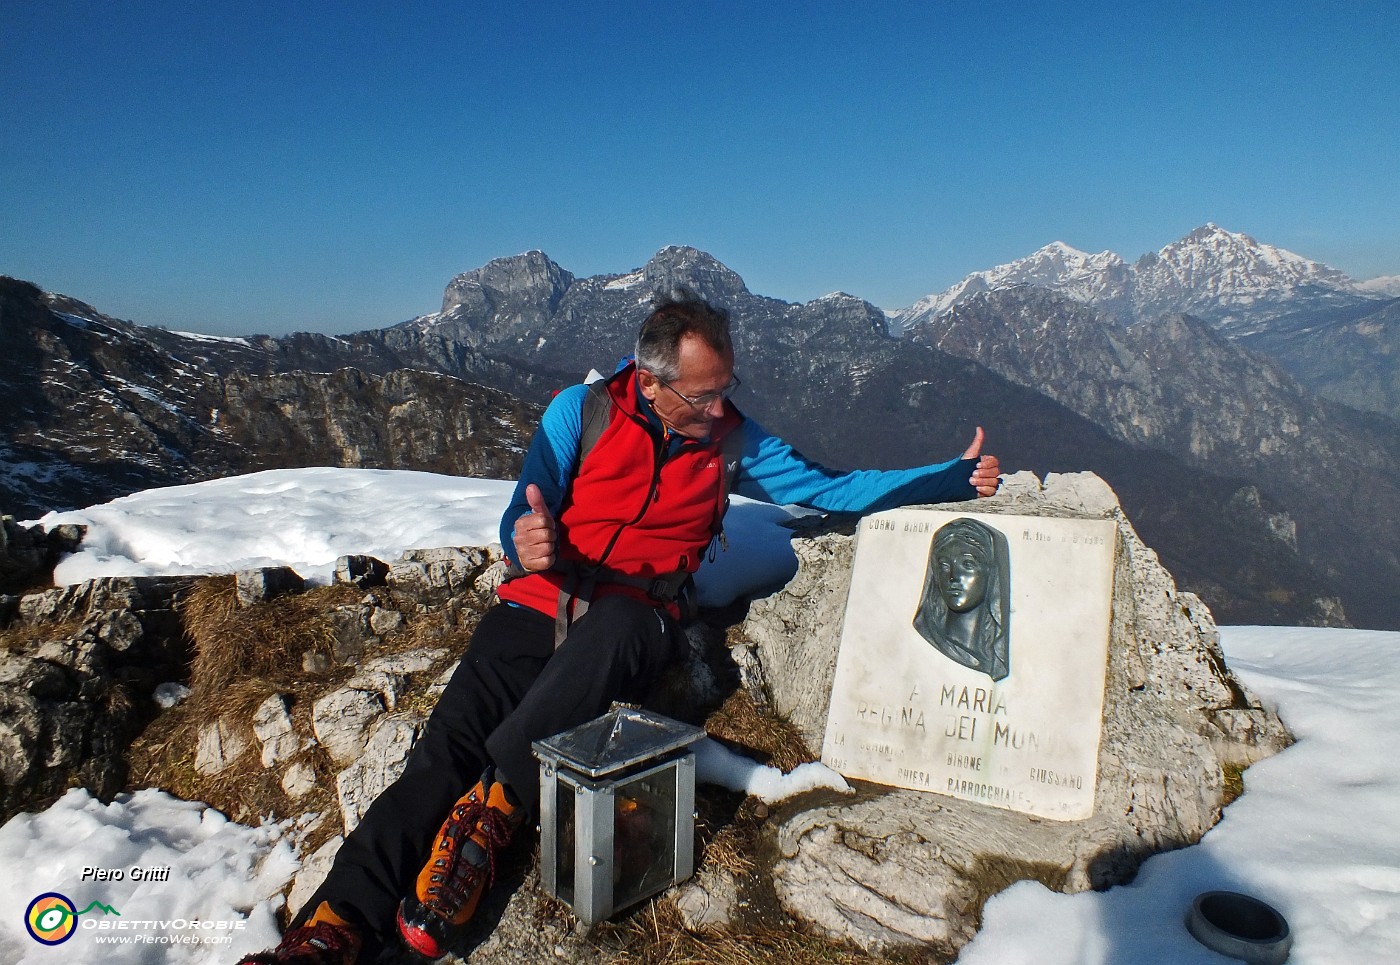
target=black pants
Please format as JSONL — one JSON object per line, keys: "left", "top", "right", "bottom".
{"left": 297, "top": 595, "right": 684, "bottom": 948}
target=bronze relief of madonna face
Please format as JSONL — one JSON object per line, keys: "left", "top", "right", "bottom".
{"left": 912, "top": 517, "right": 1011, "bottom": 681}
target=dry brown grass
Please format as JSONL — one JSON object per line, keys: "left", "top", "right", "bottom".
{"left": 695, "top": 797, "right": 759, "bottom": 880}
{"left": 181, "top": 577, "right": 365, "bottom": 698}
{"left": 131, "top": 576, "right": 366, "bottom": 834}
{"left": 686, "top": 689, "right": 819, "bottom": 885}
{"left": 128, "top": 670, "right": 338, "bottom": 832}
{"left": 1222, "top": 761, "right": 1245, "bottom": 806}
{"left": 0, "top": 617, "right": 84, "bottom": 651}
{"left": 597, "top": 899, "right": 917, "bottom": 965}
{"left": 704, "top": 689, "right": 815, "bottom": 773}
{"left": 131, "top": 574, "right": 474, "bottom": 852}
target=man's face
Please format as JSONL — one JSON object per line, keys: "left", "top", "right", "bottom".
{"left": 638, "top": 334, "right": 736, "bottom": 440}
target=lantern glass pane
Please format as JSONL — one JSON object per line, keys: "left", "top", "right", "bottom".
{"left": 555, "top": 776, "right": 576, "bottom": 905}
{"left": 612, "top": 767, "right": 678, "bottom": 910}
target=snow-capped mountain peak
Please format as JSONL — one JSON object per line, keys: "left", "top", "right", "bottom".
{"left": 1135, "top": 223, "right": 1357, "bottom": 299}
{"left": 897, "top": 224, "right": 1380, "bottom": 333}
{"left": 899, "top": 241, "right": 1130, "bottom": 327}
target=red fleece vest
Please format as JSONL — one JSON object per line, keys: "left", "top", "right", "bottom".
{"left": 496, "top": 365, "right": 741, "bottom": 619}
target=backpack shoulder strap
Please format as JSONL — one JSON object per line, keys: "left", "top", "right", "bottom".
{"left": 574, "top": 377, "right": 615, "bottom": 476}
{"left": 719, "top": 421, "right": 745, "bottom": 498}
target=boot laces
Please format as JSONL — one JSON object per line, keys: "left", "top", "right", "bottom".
{"left": 423, "top": 797, "right": 515, "bottom": 918}
{"left": 239, "top": 919, "right": 358, "bottom": 964}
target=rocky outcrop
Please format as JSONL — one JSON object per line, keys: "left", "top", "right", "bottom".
{"left": 212, "top": 368, "right": 539, "bottom": 481}
{"left": 0, "top": 543, "right": 499, "bottom": 830}
{"left": 0, "top": 517, "right": 84, "bottom": 594}
{"left": 167, "top": 551, "right": 503, "bottom": 835}
{"left": 0, "top": 575, "right": 194, "bottom": 821}
{"left": 436, "top": 250, "right": 576, "bottom": 347}
{"left": 731, "top": 471, "right": 1291, "bottom": 955}
{"left": 0, "top": 474, "right": 1296, "bottom": 963}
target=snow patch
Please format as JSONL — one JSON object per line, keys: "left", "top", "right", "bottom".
{"left": 604, "top": 271, "right": 645, "bottom": 291}
{"left": 171, "top": 331, "right": 251, "bottom": 346}
{"left": 0, "top": 788, "right": 295, "bottom": 963}
{"left": 30, "top": 467, "right": 807, "bottom": 608}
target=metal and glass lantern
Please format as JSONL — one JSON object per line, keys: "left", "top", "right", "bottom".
{"left": 532, "top": 707, "right": 706, "bottom": 925}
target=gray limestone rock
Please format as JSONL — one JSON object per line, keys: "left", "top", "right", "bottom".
{"left": 387, "top": 546, "right": 498, "bottom": 608}
{"left": 368, "top": 606, "right": 405, "bottom": 637}
{"left": 252, "top": 694, "right": 304, "bottom": 768}
{"left": 0, "top": 590, "right": 188, "bottom": 820}
{"left": 287, "top": 834, "right": 344, "bottom": 918}
{"left": 311, "top": 688, "right": 384, "bottom": 764}
{"left": 1, "top": 516, "right": 84, "bottom": 593}
{"left": 17, "top": 575, "right": 191, "bottom": 624}
{"left": 301, "top": 650, "right": 334, "bottom": 674}
{"left": 774, "top": 823, "right": 975, "bottom": 953}
{"left": 344, "top": 670, "right": 406, "bottom": 714}
{"left": 326, "top": 604, "right": 375, "bottom": 666}
{"left": 281, "top": 761, "right": 319, "bottom": 801}
{"left": 235, "top": 566, "right": 306, "bottom": 608}
{"left": 86, "top": 609, "right": 144, "bottom": 652}
{"left": 427, "top": 661, "right": 459, "bottom": 702}
{"left": 361, "top": 648, "right": 446, "bottom": 676}
{"left": 335, "top": 714, "right": 425, "bottom": 833}
{"left": 342, "top": 647, "right": 450, "bottom": 713}
{"left": 194, "top": 717, "right": 251, "bottom": 777}
{"left": 738, "top": 471, "right": 1292, "bottom": 956}
{"left": 333, "top": 554, "right": 389, "bottom": 589}
{"left": 735, "top": 529, "right": 854, "bottom": 750}
{"left": 672, "top": 867, "right": 741, "bottom": 933}
{"left": 0, "top": 691, "right": 42, "bottom": 790}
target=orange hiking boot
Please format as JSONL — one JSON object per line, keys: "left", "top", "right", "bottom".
{"left": 237, "top": 902, "right": 362, "bottom": 964}
{"left": 396, "top": 769, "right": 524, "bottom": 960}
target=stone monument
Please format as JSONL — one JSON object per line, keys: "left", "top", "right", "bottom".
{"left": 722, "top": 472, "right": 1293, "bottom": 956}
{"left": 822, "top": 510, "right": 1116, "bottom": 820}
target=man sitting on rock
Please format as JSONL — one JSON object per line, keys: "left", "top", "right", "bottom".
{"left": 239, "top": 292, "right": 1001, "bottom": 964}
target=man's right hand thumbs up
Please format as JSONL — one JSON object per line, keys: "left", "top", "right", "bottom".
{"left": 513, "top": 483, "right": 558, "bottom": 572}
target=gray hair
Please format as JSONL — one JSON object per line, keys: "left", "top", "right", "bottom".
{"left": 634, "top": 289, "right": 733, "bottom": 380}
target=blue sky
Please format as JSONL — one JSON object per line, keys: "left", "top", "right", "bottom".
{"left": 3, "top": 1, "right": 1397, "bottom": 336}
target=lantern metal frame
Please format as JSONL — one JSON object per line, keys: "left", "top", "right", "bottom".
{"left": 533, "top": 707, "right": 706, "bottom": 925}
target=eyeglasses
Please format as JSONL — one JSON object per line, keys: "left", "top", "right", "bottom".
{"left": 653, "top": 373, "right": 742, "bottom": 410}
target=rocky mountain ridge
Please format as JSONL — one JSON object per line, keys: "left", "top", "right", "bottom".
{"left": 897, "top": 223, "right": 1386, "bottom": 335}
{"left": 0, "top": 277, "right": 540, "bottom": 520}
{"left": 905, "top": 286, "right": 1400, "bottom": 627}
{"left": 6, "top": 236, "right": 1398, "bottom": 627}
{"left": 372, "top": 246, "right": 1396, "bottom": 627}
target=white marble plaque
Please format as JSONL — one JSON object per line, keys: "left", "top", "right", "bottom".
{"left": 821, "top": 510, "right": 1116, "bottom": 820}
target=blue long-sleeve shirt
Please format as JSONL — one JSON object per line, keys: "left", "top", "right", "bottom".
{"left": 499, "top": 380, "right": 979, "bottom": 564}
